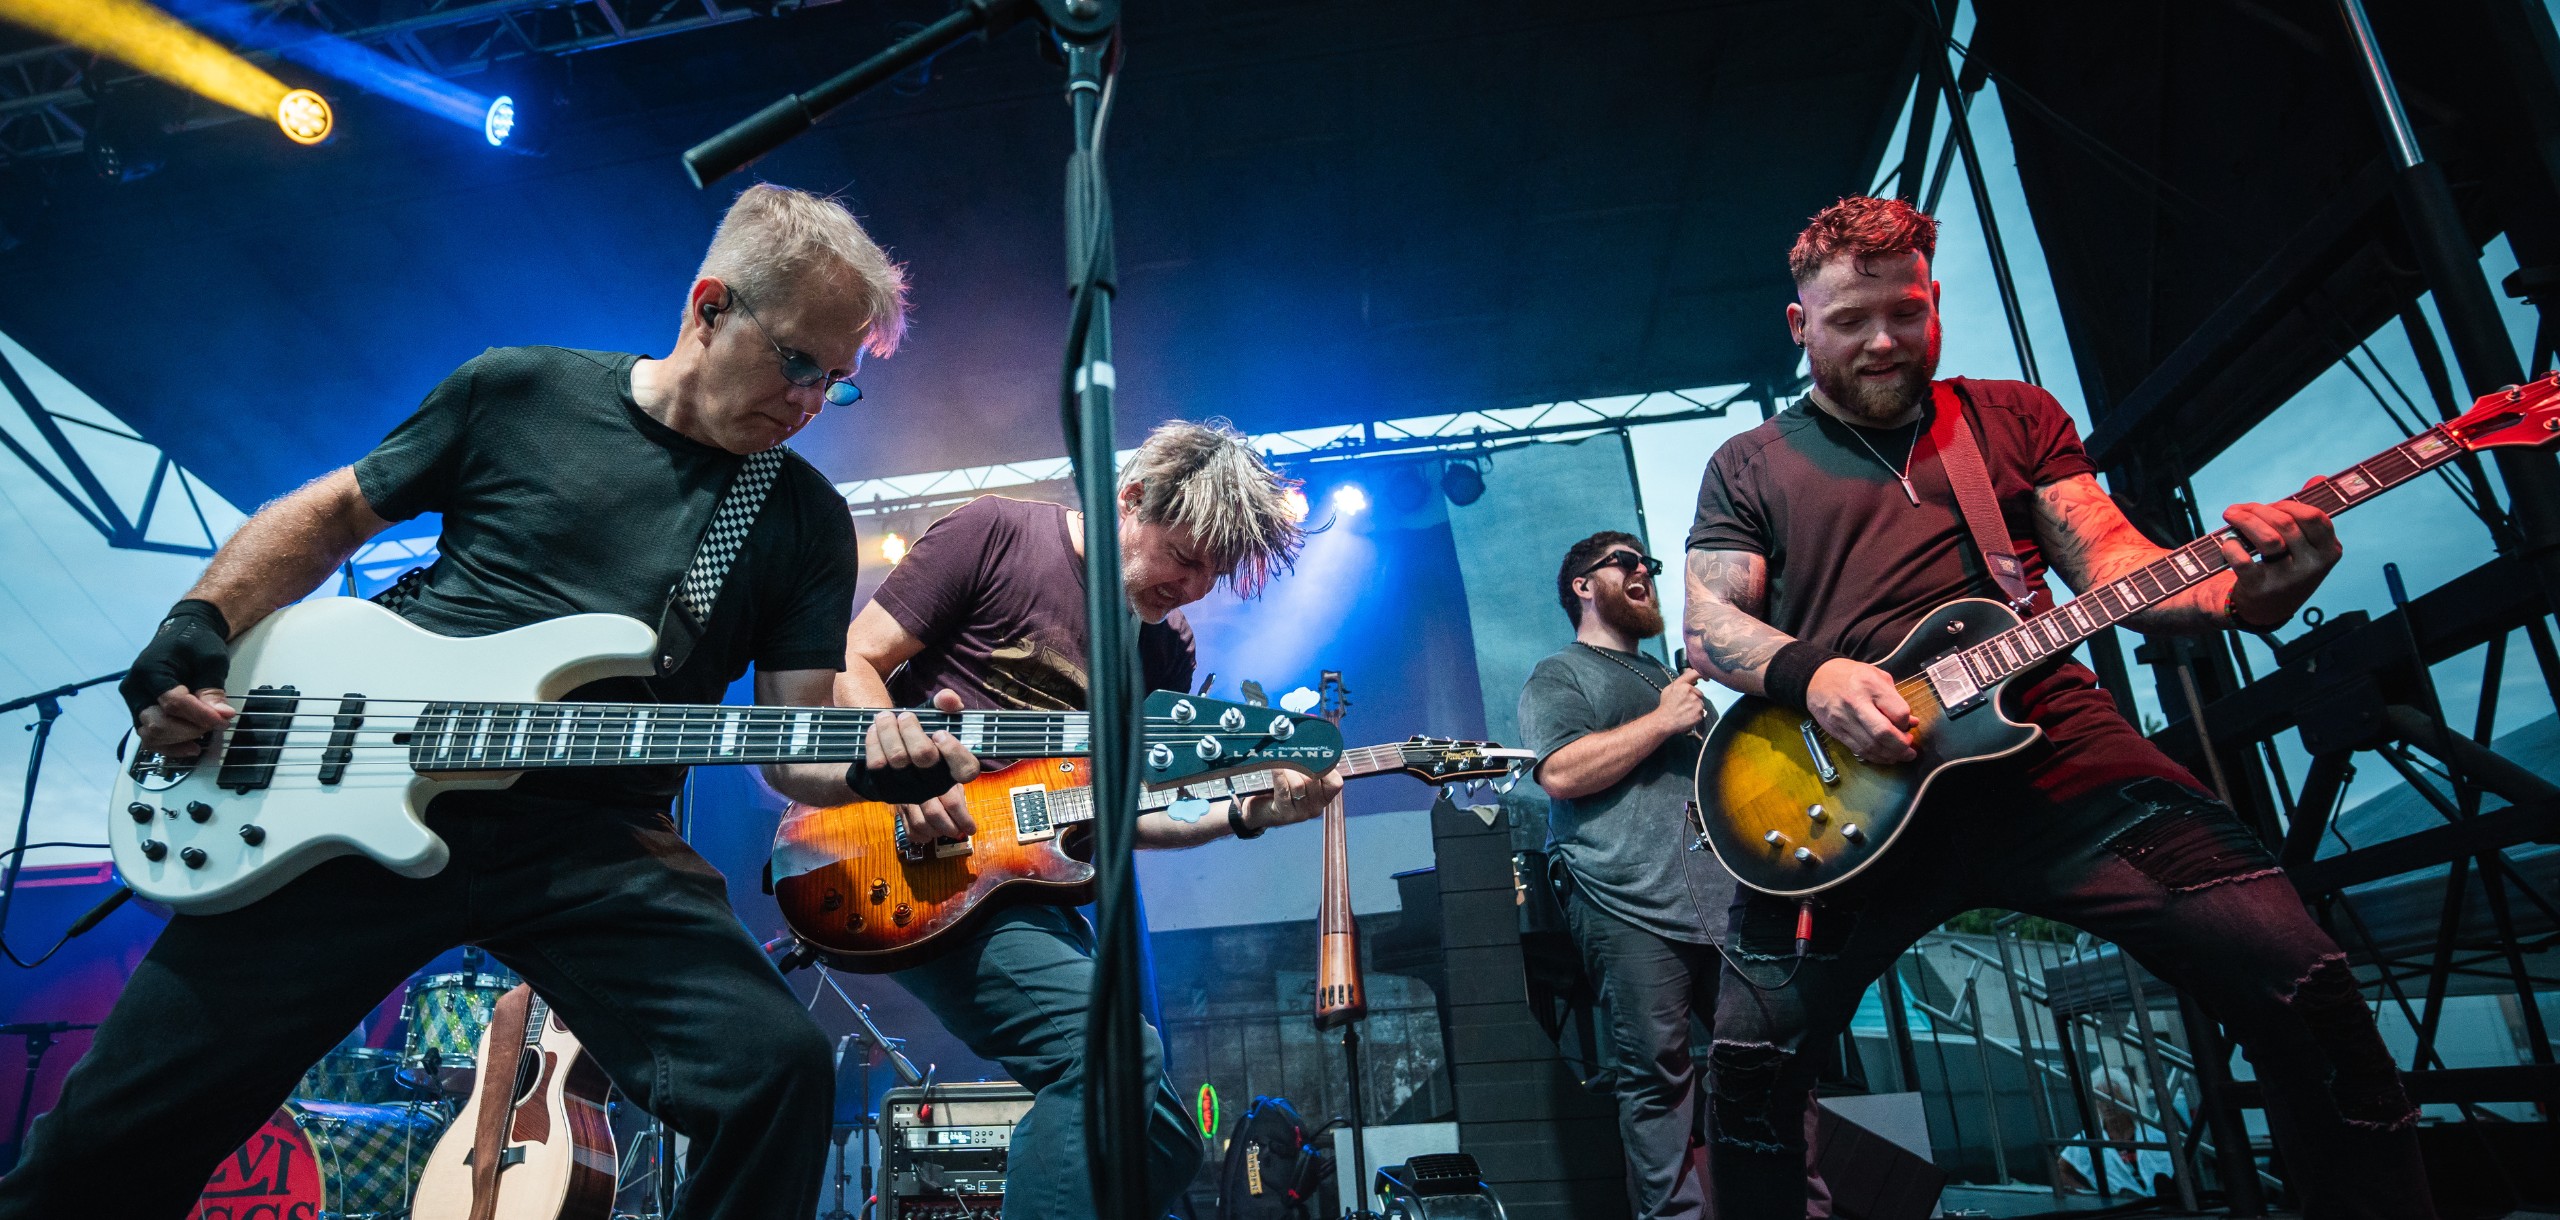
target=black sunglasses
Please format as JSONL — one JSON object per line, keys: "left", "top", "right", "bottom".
{"left": 730, "top": 290, "right": 864, "bottom": 407}
{"left": 1580, "top": 550, "right": 1664, "bottom": 579}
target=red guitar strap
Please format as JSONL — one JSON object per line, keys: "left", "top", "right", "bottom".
{"left": 1925, "top": 380, "right": 2037, "bottom": 611}
{"left": 468, "top": 984, "right": 534, "bottom": 1220}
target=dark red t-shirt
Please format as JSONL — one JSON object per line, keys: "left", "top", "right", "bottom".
{"left": 873, "top": 495, "right": 1196, "bottom": 711}
{"left": 1687, "top": 378, "right": 2202, "bottom": 806}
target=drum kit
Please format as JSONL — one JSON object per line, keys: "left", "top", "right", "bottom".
{"left": 197, "top": 958, "right": 520, "bottom": 1220}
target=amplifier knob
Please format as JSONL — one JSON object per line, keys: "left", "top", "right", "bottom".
{"left": 238, "top": 825, "right": 266, "bottom": 846}
{"left": 127, "top": 802, "right": 154, "bottom": 823}
{"left": 139, "top": 839, "right": 167, "bottom": 862}
{"left": 180, "top": 847, "right": 208, "bottom": 869}
{"left": 187, "top": 801, "right": 213, "bottom": 823}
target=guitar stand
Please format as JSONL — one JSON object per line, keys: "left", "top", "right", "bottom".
{"left": 1335, "top": 1021, "right": 1378, "bottom": 1220}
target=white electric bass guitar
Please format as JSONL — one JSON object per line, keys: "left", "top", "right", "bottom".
{"left": 107, "top": 598, "right": 1341, "bottom": 914}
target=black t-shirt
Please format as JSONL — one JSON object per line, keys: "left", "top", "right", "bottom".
{"left": 353, "top": 345, "right": 858, "bottom": 803}
{"left": 873, "top": 496, "right": 1195, "bottom": 710}
{"left": 1687, "top": 378, "right": 2200, "bottom": 806}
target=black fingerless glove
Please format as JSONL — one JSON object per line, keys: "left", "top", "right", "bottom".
{"left": 846, "top": 756, "right": 959, "bottom": 806}
{"left": 120, "top": 599, "right": 232, "bottom": 720}
{"left": 1762, "top": 641, "right": 1844, "bottom": 714}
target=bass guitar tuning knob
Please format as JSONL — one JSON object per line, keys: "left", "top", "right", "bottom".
{"left": 1169, "top": 700, "right": 1197, "bottom": 724}
{"left": 1146, "top": 744, "right": 1174, "bottom": 771}
{"left": 1219, "top": 707, "right": 1246, "bottom": 731}
{"left": 1195, "top": 736, "right": 1224, "bottom": 761}
{"left": 1268, "top": 716, "right": 1295, "bottom": 741}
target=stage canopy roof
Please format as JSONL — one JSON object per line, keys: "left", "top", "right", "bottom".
{"left": 0, "top": 0, "right": 1923, "bottom": 507}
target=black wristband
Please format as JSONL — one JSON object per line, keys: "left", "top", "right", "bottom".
{"left": 845, "top": 755, "right": 959, "bottom": 806}
{"left": 120, "top": 599, "right": 234, "bottom": 720}
{"left": 1763, "top": 641, "right": 1844, "bottom": 713}
{"left": 1227, "top": 800, "right": 1266, "bottom": 841}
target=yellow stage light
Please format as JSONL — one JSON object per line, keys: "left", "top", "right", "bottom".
{"left": 880, "top": 531, "right": 909, "bottom": 566}
{"left": 276, "top": 88, "right": 330, "bottom": 144}
{"left": 0, "top": 0, "right": 317, "bottom": 140}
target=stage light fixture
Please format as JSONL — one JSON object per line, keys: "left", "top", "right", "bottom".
{"left": 879, "top": 531, "right": 909, "bottom": 566}
{"left": 484, "top": 96, "right": 516, "bottom": 147}
{"left": 276, "top": 88, "right": 331, "bottom": 144}
{"left": 1282, "top": 488, "right": 1310, "bottom": 523}
{"left": 1441, "top": 459, "right": 1486, "bottom": 507}
{"left": 1331, "top": 484, "right": 1369, "bottom": 516}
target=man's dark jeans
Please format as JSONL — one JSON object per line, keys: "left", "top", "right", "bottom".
{"left": 1707, "top": 778, "right": 2434, "bottom": 1220}
{"left": 0, "top": 791, "right": 835, "bottom": 1220}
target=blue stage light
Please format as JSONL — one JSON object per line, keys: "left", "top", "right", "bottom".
{"left": 1331, "top": 484, "right": 1369, "bottom": 515}
{"left": 485, "top": 96, "right": 516, "bottom": 146}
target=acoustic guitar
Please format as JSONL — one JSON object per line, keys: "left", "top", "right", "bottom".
{"left": 412, "top": 985, "right": 614, "bottom": 1220}
{"left": 1695, "top": 373, "right": 2560, "bottom": 897}
{"left": 771, "top": 716, "right": 1525, "bottom": 973}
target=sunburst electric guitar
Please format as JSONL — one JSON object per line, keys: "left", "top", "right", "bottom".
{"left": 770, "top": 716, "right": 1526, "bottom": 973}
{"left": 107, "top": 598, "right": 1332, "bottom": 914}
{"left": 1697, "top": 373, "right": 2560, "bottom": 897}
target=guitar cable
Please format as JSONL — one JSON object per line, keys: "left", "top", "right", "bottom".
{"left": 0, "top": 842, "right": 120, "bottom": 969}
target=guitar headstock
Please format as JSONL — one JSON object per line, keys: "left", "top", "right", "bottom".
{"left": 1392, "top": 736, "right": 1534, "bottom": 785}
{"left": 2447, "top": 373, "right": 2560, "bottom": 453}
{"left": 1141, "top": 690, "right": 1343, "bottom": 785}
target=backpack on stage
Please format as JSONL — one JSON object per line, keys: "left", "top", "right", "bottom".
{"left": 1217, "top": 1095, "right": 1336, "bottom": 1220}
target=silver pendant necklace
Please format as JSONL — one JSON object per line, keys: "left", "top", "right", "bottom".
{"left": 1847, "top": 420, "right": 1922, "bottom": 506}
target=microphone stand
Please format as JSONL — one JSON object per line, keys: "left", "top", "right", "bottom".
{"left": 0, "top": 672, "right": 127, "bottom": 956}
{"left": 684, "top": 4, "right": 1146, "bottom": 1214}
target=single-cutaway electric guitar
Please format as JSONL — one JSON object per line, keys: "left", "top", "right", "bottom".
{"left": 107, "top": 598, "right": 1339, "bottom": 914}
{"left": 412, "top": 985, "right": 614, "bottom": 1220}
{"left": 1697, "top": 373, "right": 2560, "bottom": 896}
{"left": 770, "top": 724, "right": 1526, "bottom": 973}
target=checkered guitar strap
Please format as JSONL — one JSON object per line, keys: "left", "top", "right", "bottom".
{"left": 654, "top": 446, "right": 786, "bottom": 675}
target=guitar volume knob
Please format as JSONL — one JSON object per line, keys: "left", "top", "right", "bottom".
{"left": 187, "top": 801, "right": 213, "bottom": 823}
{"left": 139, "top": 839, "right": 167, "bottom": 862}
{"left": 1793, "top": 847, "right": 1816, "bottom": 864}
{"left": 1807, "top": 803, "right": 1827, "bottom": 823}
{"left": 127, "top": 802, "right": 154, "bottom": 824}
{"left": 1841, "top": 823, "right": 1865, "bottom": 843}
{"left": 238, "top": 825, "right": 265, "bottom": 846}
{"left": 180, "top": 847, "right": 208, "bottom": 869}
{"left": 1763, "top": 830, "right": 1786, "bottom": 846}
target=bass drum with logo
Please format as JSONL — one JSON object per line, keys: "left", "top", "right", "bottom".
{"left": 191, "top": 1100, "right": 447, "bottom": 1220}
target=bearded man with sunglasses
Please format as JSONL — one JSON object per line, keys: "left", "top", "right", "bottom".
{"left": 1516, "top": 532, "right": 1827, "bottom": 1220}
{"left": 0, "top": 185, "right": 967, "bottom": 1220}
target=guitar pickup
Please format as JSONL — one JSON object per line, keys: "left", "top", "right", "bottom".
{"left": 216, "top": 686, "right": 299, "bottom": 794}
{"left": 1012, "top": 786, "right": 1056, "bottom": 844}
{"left": 1799, "top": 720, "right": 1841, "bottom": 785}
{"left": 317, "top": 694, "right": 365, "bottom": 786}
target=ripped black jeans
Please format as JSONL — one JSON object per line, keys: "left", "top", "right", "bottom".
{"left": 1707, "top": 777, "right": 2432, "bottom": 1219}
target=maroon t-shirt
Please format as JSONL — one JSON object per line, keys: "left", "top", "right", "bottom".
{"left": 1687, "top": 378, "right": 2202, "bottom": 806}
{"left": 873, "top": 495, "right": 1196, "bottom": 711}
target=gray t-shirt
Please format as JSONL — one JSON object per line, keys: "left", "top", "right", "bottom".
{"left": 1516, "top": 643, "right": 1731, "bottom": 943}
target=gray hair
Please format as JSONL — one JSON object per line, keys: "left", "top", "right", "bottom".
{"left": 694, "top": 184, "right": 910, "bottom": 357}
{"left": 1118, "top": 419, "right": 1305, "bottom": 599}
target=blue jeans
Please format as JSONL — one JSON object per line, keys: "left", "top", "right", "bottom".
{"left": 893, "top": 904, "right": 1205, "bottom": 1220}
{"left": 1707, "top": 778, "right": 2433, "bottom": 1219}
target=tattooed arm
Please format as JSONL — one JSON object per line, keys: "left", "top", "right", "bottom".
{"left": 2032, "top": 474, "right": 2341, "bottom": 634}
{"left": 1681, "top": 548, "right": 1792, "bottom": 696}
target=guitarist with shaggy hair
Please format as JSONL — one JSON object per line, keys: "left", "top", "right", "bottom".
{"left": 836, "top": 418, "right": 1343, "bottom": 1220}
{"left": 1682, "top": 196, "right": 2431, "bottom": 1218}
